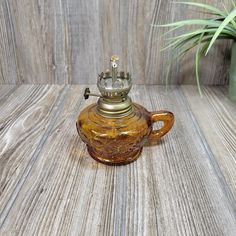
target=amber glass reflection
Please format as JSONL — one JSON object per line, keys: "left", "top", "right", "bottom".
{"left": 76, "top": 103, "right": 174, "bottom": 165}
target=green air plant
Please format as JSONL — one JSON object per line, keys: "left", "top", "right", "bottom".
{"left": 156, "top": 1, "right": 236, "bottom": 101}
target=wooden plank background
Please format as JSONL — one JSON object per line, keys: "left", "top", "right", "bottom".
{"left": 1, "top": 1, "right": 235, "bottom": 234}
{"left": 0, "top": 85, "right": 236, "bottom": 235}
{"left": 0, "top": 0, "right": 233, "bottom": 85}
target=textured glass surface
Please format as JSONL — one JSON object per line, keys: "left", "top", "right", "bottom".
{"left": 77, "top": 103, "right": 174, "bottom": 165}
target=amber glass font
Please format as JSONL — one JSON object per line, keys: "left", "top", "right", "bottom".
{"left": 77, "top": 103, "right": 174, "bottom": 165}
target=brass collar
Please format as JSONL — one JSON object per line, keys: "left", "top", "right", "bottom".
{"left": 97, "top": 96, "right": 133, "bottom": 118}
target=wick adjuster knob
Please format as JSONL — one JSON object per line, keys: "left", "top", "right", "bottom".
{"left": 84, "top": 88, "right": 90, "bottom": 99}
{"left": 84, "top": 87, "right": 101, "bottom": 100}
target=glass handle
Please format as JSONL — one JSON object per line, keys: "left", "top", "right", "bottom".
{"left": 148, "top": 111, "right": 174, "bottom": 142}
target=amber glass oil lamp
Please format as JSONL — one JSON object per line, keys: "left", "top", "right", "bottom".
{"left": 76, "top": 56, "right": 174, "bottom": 165}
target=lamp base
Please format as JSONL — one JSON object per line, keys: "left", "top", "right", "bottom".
{"left": 87, "top": 146, "right": 142, "bottom": 165}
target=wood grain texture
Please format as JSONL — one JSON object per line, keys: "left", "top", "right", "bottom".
{"left": 182, "top": 85, "right": 236, "bottom": 202}
{"left": 0, "top": 85, "right": 65, "bottom": 226}
{"left": 0, "top": 0, "right": 232, "bottom": 85}
{"left": 0, "top": 85, "right": 17, "bottom": 102}
{"left": 0, "top": 85, "right": 235, "bottom": 235}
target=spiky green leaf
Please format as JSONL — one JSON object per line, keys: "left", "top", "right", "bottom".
{"left": 173, "top": 2, "right": 226, "bottom": 17}
{"left": 169, "top": 28, "right": 236, "bottom": 40}
{"left": 158, "top": 19, "right": 235, "bottom": 32}
{"left": 206, "top": 8, "right": 236, "bottom": 54}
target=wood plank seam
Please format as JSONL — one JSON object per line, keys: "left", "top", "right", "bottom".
{"left": 0, "top": 86, "right": 19, "bottom": 104}
{"left": 0, "top": 85, "right": 235, "bottom": 235}
{"left": 145, "top": 85, "right": 236, "bottom": 235}
{"left": 28, "top": 87, "right": 87, "bottom": 235}
{"left": 0, "top": 85, "right": 68, "bottom": 227}
{"left": 180, "top": 86, "right": 236, "bottom": 217}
